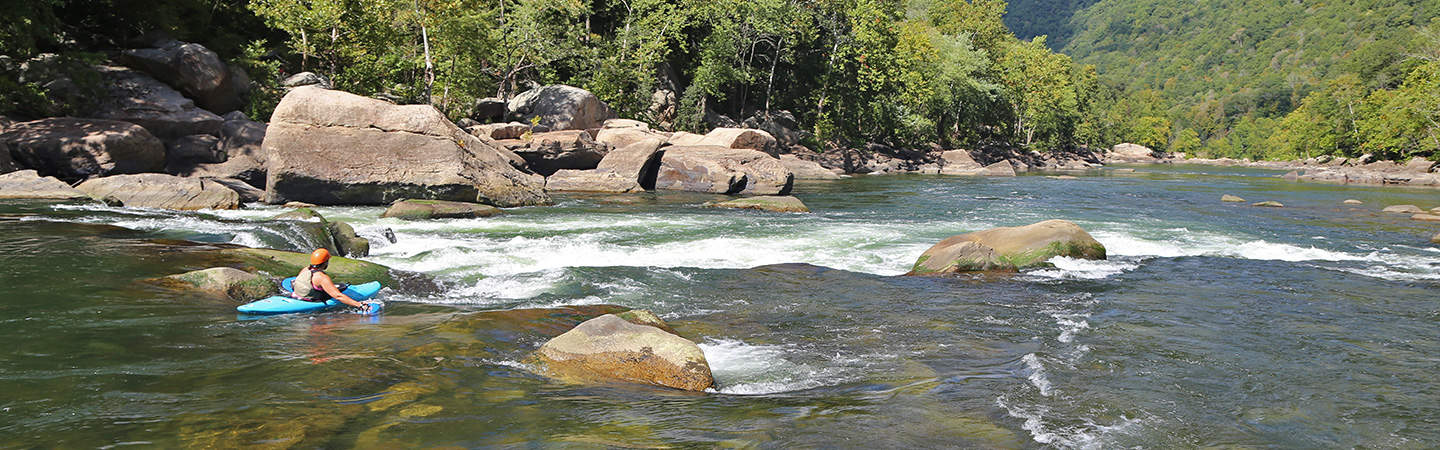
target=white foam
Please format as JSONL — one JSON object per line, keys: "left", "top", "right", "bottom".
{"left": 1021, "top": 353, "right": 1052, "bottom": 396}
{"left": 1029, "top": 257, "right": 1140, "bottom": 280}
{"left": 997, "top": 395, "right": 1146, "bottom": 449}
{"left": 699, "top": 338, "right": 847, "bottom": 395}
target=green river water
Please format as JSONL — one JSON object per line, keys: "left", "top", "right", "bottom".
{"left": 1, "top": 165, "right": 1438, "bottom": 448}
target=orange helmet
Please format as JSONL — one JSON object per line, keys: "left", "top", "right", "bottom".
{"left": 310, "top": 248, "right": 331, "bottom": 266}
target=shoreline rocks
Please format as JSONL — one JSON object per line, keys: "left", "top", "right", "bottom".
{"left": 76, "top": 173, "right": 239, "bottom": 210}
{"left": 1252, "top": 201, "right": 1284, "bottom": 208}
{"left": 656, "top": 146, "right": 794, "bottom": 196}
{"left": 530, "top": 312, "right": 714, "bottom": 392}
{"left": 1179, "top": 156, "right": 1439, "bottom": 189}
{"left": 0, "top": 170, "right": 88, "bottom": 199}
{"left": 0, "top": 118, "right": 165, "bottom": 180}
{"left": 908, "top": 219, "right": 1106, "bottom": 275}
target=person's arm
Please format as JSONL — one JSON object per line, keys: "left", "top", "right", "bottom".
{"left": 317, "top": 273, "right": 368, "bottom": 311}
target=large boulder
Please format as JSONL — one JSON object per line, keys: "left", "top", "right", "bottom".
{"left": 513, "top": 130, "right": 610, "bottom": 176}
{"left": 705, "top": 195, "right": 810, "bottom": 213}
{"left": 908, "top": 219, "right": 1107, "bottom": 275}
{"left": 1106, "top": 143, "right": 1158, "bottom": 163}
{"left": 381, "top": 199, "right": 502, "bottom": 220}
{"left": 595, "top": 138, "right": 666, "bottom": 188}
{"left": 175, "top": 117, "right": 268, "bottom": 186}
{"left": 595, "top": 126, "right": 669, "bottom": 150}
{"left": 531, "top": 313, "right": 714, "bottom": 392}
{"left": 700, "top": 128, "right": 778, "bottom": 154}
{"left": 939, "top": 150, "right": 984, "bottom": 175}
{"left": 470, "top": 122, "right": 530, "bottom": 140}
{"left": 0, "top": 141, "right": 17, "bottom": 173}
{"left": 159, "top": 267, "right": 274, "bottom": 301}
{"left": 119, "top": 41, "right": 244, "bottom": 113}
{"left": 0, "top": 170, "right": 88, "bottom": 199}
{"left": 76, "top": 173, "right": 239, "bottom": 210}
{"left": 655, "top": 146, "right": 794, "bottom": 196}
{"left": 328, "top": 221, "right": 370, "bottom": 257}
{"left": 472, "top": 97, "right": 506, "bottom": 122}
{"left": 0, "top": 118, "right": 165, "bottom": 180}
{"left": 507, "top": 85, "right": 617, "bottom": 131}
{"left": 981, "top": 160, "right": 1017, "bottom": 177}
{"left": 90, "top": 66, "right": 224, "bottom": 138}
{"left": 263, "top": 87, "right": 549, "bottom": 207}
{"left": 779, "top": 154, "right": 841, "bottom": 180}
{"left": 545, "top": 170, "right": 643, "bottom": 193}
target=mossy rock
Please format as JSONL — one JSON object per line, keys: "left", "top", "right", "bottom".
{"left": 156, "top": 267, "right": 275, "bottom": 301}
{"left": 328, "top": 221, "right": 370, "bottom": 257}
{"left": 216, "top": 248, "right": 396, "bottom": 285}
{"left": 909, "top": 219, "right": 1106, "bottom": 275}
{"left": 273, "top": 207, "right": 327, "bottom": 222}
{"left": 381, "top": 199, "right": 502, "bottom": 220}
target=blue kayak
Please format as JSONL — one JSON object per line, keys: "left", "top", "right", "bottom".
{"left": 236, "top": 277, "right": 384, "bottom": 315}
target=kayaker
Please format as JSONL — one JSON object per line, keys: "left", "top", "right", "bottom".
{"left": 293, "top": 248, "right": 371, "bottom": 312}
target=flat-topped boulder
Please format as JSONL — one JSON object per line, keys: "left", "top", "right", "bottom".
{"left": 705, "top": 195, "right": 810, "bottom": 213}
{"left": 1222, "top": 194, "right": 1246, "bottom": 202}
{"left": 908, "top": 219, "right": 1106, "bottom": 275}
{"left": 1411, "top": 214, "right": 1440, "bottom": 222}
{"left": 507, "top": 85, "right": 616, "bottom": 131}
{"left": 0, "top": 118, "right": 165, "bottom": 180}
{"left": 263, "top": 87, "right": 549, "bottom": 207}
{"left": 513, "top": 130, "right": 610, "bottom": 176}
{"left": 779, "top": 155, "right": 841, "bottom": 180}
{"left": 0, "top": 170, "right": 88, "bottom": 199}
{"left": 1382, "top": 205, "right": 1424, "bottom": 214}
{"left": 595, "top": 126, "right": 669, "bottom": 150}
{"left": 381, "top": 199, "right": 502, "bottom": 220}
{"left": 655, "top": 146, "right": 793, "bottom": 195}
{"left": 530, "top": 313, "right": 714, "bottom": 391}
{"left": 545, "top": 170, "right": 643, "bottom": 193}
{"left": 77, "top": 173, "right": 239, "bottom": 210}
{"left": 1252, "top": 201, "right": 1284, "bottom": 208}
{"left": 1106, "top": 143, "right": 1159, "bottom": 163}
{"left": 668, "top": 127, "right": 777, "bottom": 153}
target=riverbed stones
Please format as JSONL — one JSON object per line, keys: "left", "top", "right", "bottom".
{"left": 1343, "top": 199, "right": 1363, "bottom": 205}
{"left": 160, "top": 267, "right": 274, "bottom": 301}
{"left": 263, "top": 87, "right": 549, "bottom": 207}
{"left": 705, "top": 196, "right": 810, "bottom": 213}
{"left": 0, "top": 170, "right": 88, "bottom": 199}
{"left": 1252, "top": 201, "right": 1284, "bottom": 208}
{"left": 76, "top": 173, "right": 239, "bottom": 210}
{"left": 0, "top": 118, "right": 165, "bottom": 180}
{"left": 545, "top": 170, "right": 643, "bottom": 193}
{"left": 507, "top": 85, "right": 616, "bottom": 131}
{"left": 655, "top": 146, "right": 793, "bottom": 195}
{"left": 1222, "top": 194, "right": 1246, "bottom": 202}
{"left": 381, "top": 199, "right": 502, "bottom": 220}
{"left": 1410, "top": 214, "right": 1440, "bottom": 222}
{"left": 908, "top": 219, "right": 1107, "bottom": 275}
{"left": 779, "top": 155, "right": 841, "bottom": 180}
{"left": 531, "top": 313, "right": 715, "bottom": 391}
{"left": 1382, "top": 205, "right": 1424, "bottom": 214}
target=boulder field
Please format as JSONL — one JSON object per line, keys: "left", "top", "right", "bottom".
{"left": 908, "top": 220, "right": 1107, "bottom": 275}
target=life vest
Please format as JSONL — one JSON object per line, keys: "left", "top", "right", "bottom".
{"left": 292, "top": 267, "right": 329, "bottom": 301}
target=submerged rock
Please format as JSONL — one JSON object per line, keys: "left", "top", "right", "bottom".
{"left": 1382, "top": 205, "right": 1423, "bottom": 214}
{"left": 1411, "top": 214, "right": 1440, "bottom": 222}
{"left": 159, "top": 267, "right": 273, "bottom": 301}
{"left": 76, "top": 173, "right": 239, "bottom": 210}
{"left": 0, "top": 170, "right": 88, "bottom": 199}
{"left": 381, "top": 198, "right": 501, "bottom": 220}
{"left": 1222, "top": 194, "right": 1246, "bottom": 202}
{"left": 706, "top": 196, "right": 810, "bottom": 213}
{"left": 908, "top": 219, "right": 1106, "bottom": 275}
{"left": 1252, "top": 201, "right": 1284, "bottom": 208}
{"left": 531, "top": 313, "right": 714, "bottom": 391}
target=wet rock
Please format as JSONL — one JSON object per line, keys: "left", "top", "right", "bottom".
{"left": 908, "top": 219, "right": 1106, "bottom": 275}
{"left": 507, "top": 85, "right": 616, "bottom": 131}
{"left": 0, "top": 170, "right": 88, "bottom": 199}
{"left": 705, "top": 195, "right": 810, "bottom": 213}
{"left": 282, "top": 71, "right": 331, "bottom": 89}
{"left": 76, "top": 173, "right": 239, "bottom": 210}
{"left": 382, "top": 228, "right": 398, "bottom": 243}
{"left": 779, "top": 154, "right": 841, "bottom": 180}
{"left": 217, "top": 247, "right": 399, "bottom": 285}
{"left": 159, "top": 267, "right": 274, "bottom": 301}
{"left": 514, "top": 130, "right": 610, "bottom": 176}
{"left": 90, "top": 66, "right": 224, "bottom": 138}
{"left": 1411, "top": 214, "right": 1440, "bottom": 222}
{"left": 1343, "top": 199, "right": 1363, "bottom": 205}
{"left": 655, "top": 146, "right": 794, "bottom": 195}
{"left": 381, "top": 198, "right": 501, "bottom": 220}
{"left": 329, "top": 221, "right": 370, "bottom": 257}
{"left": 531, "top": 313, "right": 715, "bottom": 391}
{"left": 1252, "top": 201, "right": 1284, "bottom": 208}
{"left": 274, "top": 207, "right": 326, "bottom": 222}
{"left": 545, "top": 170, "right": 643, "bottom": 193}
{"left": 119, "top": 41, "right": 244, "bottom": 113}
{"left": 596, "top": 138, "right": 667, "bottom": 188}
{"left": 1431, "top": 232, "right": 1440, "bottom": 244}
{"left": 263, "top": 87, "right": 549, "bottom": 207}
{"left": 282, "top": 201, "right": 316, "bottom": 208}
{"left": 1382, "top": 205, "right": 1424, "bottom": 214}
{"left": 1222, "top": 194, "right": 1246, "bottom": 202}
{"left": 0, "top": 118, "right": 165, "bottom": 180}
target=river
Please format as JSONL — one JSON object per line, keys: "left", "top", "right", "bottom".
{"left": 2, "top": 165, "right": 1437, "bottom": 448}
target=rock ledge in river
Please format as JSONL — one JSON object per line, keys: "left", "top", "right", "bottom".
{"left": 0, "top": 170, "right": 88, "bottom": 199}
{"left": 1221, "top": 194, "right": 1245, "bottom": 202}
{"left": 908, "top": 219, "right": 1106, "bottom": 275}
{"left": 1252, "top": 201, "right": 1284, "bottom": 208}
{"left": 76, "top": 173, "right": 239, "bottom": 210}
{"left": 382, "top": 199, "right": 502, "bottom": 220}
{"left": 158, "top": 267, "right": 273, "bottom": 301}
{"left": 705, "top": 196, "right": 810, "bottom": 213}
{"left": 531, "top": 313, "right": 714, "bottom": 391}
